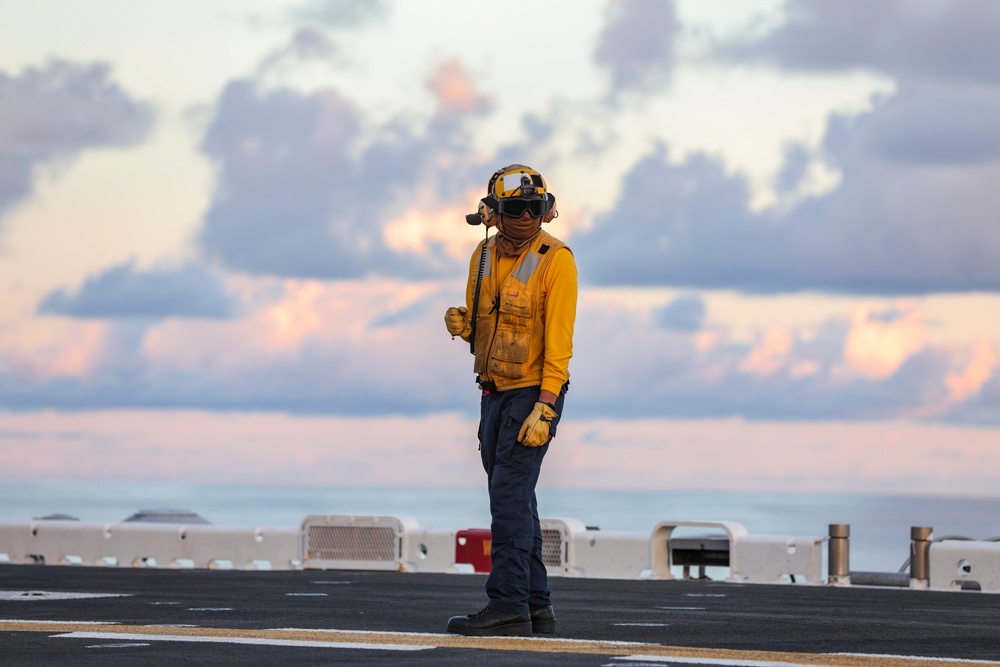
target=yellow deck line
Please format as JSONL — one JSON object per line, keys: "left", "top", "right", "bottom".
{"left": 1, "top": 620, "right": 995, "bottom": 667}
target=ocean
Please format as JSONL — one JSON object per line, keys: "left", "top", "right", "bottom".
{"left": 3, "top": 481, "right": 1000, "bottom": 574}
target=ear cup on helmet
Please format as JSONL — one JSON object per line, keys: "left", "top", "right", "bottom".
{"left": 479, "top": 198, "right": 496, "bottom": 227}
{"left": 541, "top": 193, "right": 558, "bottom": 223}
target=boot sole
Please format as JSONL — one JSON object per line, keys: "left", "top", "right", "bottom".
{"left": 447, "top": 621, "right": 532, "bottom": 636}
{"left": 532, "top": 619, "right": 555, "bottom": 633}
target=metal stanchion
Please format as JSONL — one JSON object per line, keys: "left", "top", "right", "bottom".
{"left": 828, "top": 523, "right": 850, "bottom": 586}
{"left": 910, "top": 526, "right": 933, "bottom": 590}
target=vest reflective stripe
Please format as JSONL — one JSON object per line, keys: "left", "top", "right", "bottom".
{"left": 512, "top": 249, "right": 541, "bottom": 284}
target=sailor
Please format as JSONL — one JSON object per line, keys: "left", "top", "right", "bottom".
{"left": 444, "top": 165, "right": 578, "bottom": 636}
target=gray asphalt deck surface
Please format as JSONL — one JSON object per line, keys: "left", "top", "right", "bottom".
{"left": 1, "top": 563, "right": 999, "bottom": 666}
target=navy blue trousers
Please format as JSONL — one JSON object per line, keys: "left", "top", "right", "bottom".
{"left": 479, "top": 385, "right": 565, "bottom": 614}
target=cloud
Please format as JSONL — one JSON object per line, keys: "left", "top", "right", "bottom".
{"left": 37, "top": 260, "right": 239, "bottom": 320}
{"left": 0, "top": 59, "right": 153, "bottom": 224}
{"left": 572, "top": 123, "right": 1000, "bottom": 294}
{"left": 655, "top": 294, "right": 705, "bottom": 331}
{"left": 573, "top": 1, "right": 1000, "bottom": 295}
{"left": 594, "top": 0, "right": 680, "bottom": 93}
{"left": 428, "top": 59, "right": 491, "bottom": 117}
{"left": 568, "top": 298, "right": 990, "bottom": 423}
{"left": 830, "top": 83, "right": 1000, "bottom": 166}
{"left": 197, "top": 65, "right": 491, "bottom": 280}
{"left": 948, "top": 365, "right": 1000, "bottom": 426}
{"left": 775, "top": 142, "right": 810, "bottom": 193}
{"left": 292, "top": 0, "right": 390, "bottom": 28}
{"left": 4, "top": 283, "right": 1000, "bottom": 425}
{"left": 572, "top": 145, "right": 768, "bottom": 289}
{"left": 842, "top": 303, "right": 925, "bottom": 379}
{"left": 724, "top": 0, "right": 1000, "bottom": 84}
{"left": 3, "top": 278, "right": 470, "bottom": 414}
{"left": 258, "top": 27, "right": 339, "bottom": 74}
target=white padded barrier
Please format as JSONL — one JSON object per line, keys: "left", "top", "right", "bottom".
{"left": 0, "top": 517, "right": 840, "bottom": 587}
{"left": 300, "top": 515, "right": 418, "bottom": 571}
{"left": 569, "top": 530, "right": 652, "bottom": 579}
{"left": 405, "top": 527, "right": 461, "bottom": 573}
{"left": 536, "top": 518, "right": 650, "bottom": 579}
{"left": 650, "top": 520, "right": 748, "bottom": 580}
{"left": 0, "top": 520, "right": 298, "bottom": 570}
{"left": 929, "top": 540, "right": 1000, "bottom": 593}
{"left": 730, "top": 534, "right": 826, "bottom": 585}
{"left": 539, "top": 517, "right": 585, "bottom": 574}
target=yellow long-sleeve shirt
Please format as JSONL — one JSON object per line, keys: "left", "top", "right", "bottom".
{"left": 465, "top": 233, "right": 577, "bottom": 396}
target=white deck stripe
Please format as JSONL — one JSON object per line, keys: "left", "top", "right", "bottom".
{"left": 616, "top": 654, "right": 1000, "bottom": 666}
{"left": 0, "top": 591, "right": 130, "bottom": 601}
{"left": 614, "top": 623, "right": 670, "bottom": 627}
{"left": 615, "top": 656, "right": 843, "bottom": 665}
{"left": 1, "top": 619, "right": 120, "bottom": 625}
{"left": 11, "top": 621, "right": 999, "bottom": 665}
{"left": 655, "top": 606, "right": 705, "bottom": 610}
{"left": 833, "top": 654, "right": 1000, "bottom": 665}
{"left": 54, "top": 632, "right": 433, "bottom": 652}
{"left": 273, "top": 627, "right": 652, "bottom": 646}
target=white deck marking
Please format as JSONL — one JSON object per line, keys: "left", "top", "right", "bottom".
{"left": 613, "top": 623, "right": 670, "bottom": 627}
{"left": 614, "top": 656, "right": 1000, "bottom": 666}
{"left": 0, "top": 591, "right": 130, "bottom": 601}
{"left": 615, "top": 656, "right": 841, "bottom": 665}
{"left": 285, "top": 593, "right": 328, "bottom": 596}
{"left": 188, "top": 607, "right": 232, "bottom": 611}
{"left": 655, "top": 606, "right": 705, "bottom": 610}
{"left": 833, "top": 655, "right": 1000, "bottom": 665}
{"left": 274, "top": 627, "right": 651, "bottom": 646}
{"left": 7, "top": 622, "right": 999, "bottom": 665}
{"left": 685, "top": 593, "right": 726, "bottom": 598}
{"left": 86, "top": 642, "right": 151, "bottom": 649}
{"left": 54, "top": 631, "right": 433, "bottom": 651}
{"left": 0, "top": 619, "right": 120, "bottom": 625}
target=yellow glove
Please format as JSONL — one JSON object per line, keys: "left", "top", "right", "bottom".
{"left": 518, "top": 402, "right": 558, "bottom": 447}
{"left": 445, "top": 306, "right": 470, "bottom": 337}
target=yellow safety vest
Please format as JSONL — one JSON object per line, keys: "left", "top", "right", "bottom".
{"left": 469, "top": 229, "right": 569, "bottom": 391}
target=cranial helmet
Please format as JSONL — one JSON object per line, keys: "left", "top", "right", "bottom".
{"left": 490, "top": 164, "right": 547, "bottom": 199}
{"left": 488, "top": 164, "right": 556, "bottom": 221}
{"left": 468, "top": 164, "right": 558, "bottom": 226}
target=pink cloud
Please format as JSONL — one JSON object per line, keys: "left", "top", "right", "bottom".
{"left": 843, "top": 302, "right": 926, "bottom": 378}
{"left": 947, "top": 339, "right": 998, "bottom": 403}
{"left": 382, "top": 192, "right": 487, "bottom": 262}
{"left": 739, "top": 327, "right": 793, "bottom": 375}
{"left": 1, "top": 320, "right": 107, "bottom": 382}
{"left": 4, "top": 277, "right": 999, "bottom": 423}
{"left": 427, "top": 59, "right": 490, "bottom": 116}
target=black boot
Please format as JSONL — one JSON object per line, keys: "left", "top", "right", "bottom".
{"left": 446, "top": 607, "right": 532, "bottom": 636}
{"left": 530, "top": 605, "right": 555, "bottom": 633}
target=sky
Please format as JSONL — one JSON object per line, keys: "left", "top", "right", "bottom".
{"left": 1, "top": 0, "right": 999, "bottom": 499}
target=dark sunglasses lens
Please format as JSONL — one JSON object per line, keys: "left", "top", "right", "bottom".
{"left": 500, "top": 198, "right": 544, "bottom": 218}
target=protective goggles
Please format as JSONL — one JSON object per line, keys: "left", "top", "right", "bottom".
{"left": 497, "top": 196, "right": 551, "bottom": 219}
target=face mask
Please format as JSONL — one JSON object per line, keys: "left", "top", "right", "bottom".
{"left": 495, "top": 215, "right": 542, "bottom": 257}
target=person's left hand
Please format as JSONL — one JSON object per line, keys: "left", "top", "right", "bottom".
{"left": 518, "top": 402, "right": 558, "bottom": 447}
